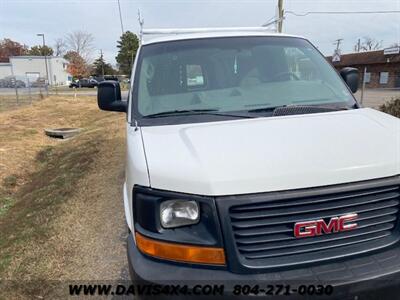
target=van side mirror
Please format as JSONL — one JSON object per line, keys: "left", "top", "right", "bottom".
{"left": 97, "top": 81, "right": 127, "bottom": 112}
{"left": 340, "top": 67, "right": 359, "bottom": 93}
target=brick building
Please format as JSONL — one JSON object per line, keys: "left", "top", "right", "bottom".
{"left": 327, "top": 48, "right": 400, "bottom": 88}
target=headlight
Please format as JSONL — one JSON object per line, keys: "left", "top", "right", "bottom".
{"left": 160, "top": 200, "right": 200, "bottom": 228}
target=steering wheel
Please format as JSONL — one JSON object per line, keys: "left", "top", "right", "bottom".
{"left": 270, "top": 72, "right": 300, "bottom": 81}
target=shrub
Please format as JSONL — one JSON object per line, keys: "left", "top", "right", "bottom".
{"left": 380, "top": 98, "right": 400, "bottom": 118}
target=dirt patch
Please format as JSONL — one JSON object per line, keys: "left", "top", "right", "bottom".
{"left": 0, "top": 96, "right": 127, "bottom": 299}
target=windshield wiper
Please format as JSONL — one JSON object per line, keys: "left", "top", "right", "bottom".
{"left": 247, "top": 106, "right": 279, "bottom": 113}
{"left": 247, "top": 104, "right": 350, "bottom": 114}
{"left": 144, "top": 109, "right": 254, "bottom": 119}
{"left": 144, "top": 109, "right": 217, "bottom": 118}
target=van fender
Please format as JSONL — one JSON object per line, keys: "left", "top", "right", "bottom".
{"left": 123, "top": 182, "right": 134, "bottom": 234}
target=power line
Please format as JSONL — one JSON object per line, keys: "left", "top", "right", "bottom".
{"left": 261, "top": 16, "right": 284, "bottom": 28}
{"left": 286, "top": 10, "right": 400, "bottom": 17}
{"left": 261, "top": 0, "right": 284, "bottom": 32}
{"left": 117, "top": 0, "right": 125, "bottom": 34}
{"left": 261, "top": 15, "right": 277, "bottom": 26}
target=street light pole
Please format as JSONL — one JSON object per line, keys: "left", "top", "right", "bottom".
{"left": 37, "top": 33, "right": 49, "bottom": 89}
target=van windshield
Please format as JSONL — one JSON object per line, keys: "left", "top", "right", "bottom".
{"left": 134, "top": 36, "right": 356, "bottom": 122}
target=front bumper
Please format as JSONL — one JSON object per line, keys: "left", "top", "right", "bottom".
{"left": 128, "top": 234, "right": 400, "bottom": 299}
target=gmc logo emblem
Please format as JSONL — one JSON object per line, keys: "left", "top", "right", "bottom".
{"left": 294, "top": 213, "right": 358, "bottom": 238}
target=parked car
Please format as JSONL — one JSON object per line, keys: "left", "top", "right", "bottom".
{"left": 104, "top": 75, "right": 119, "bottom": 81}
{"left": 30, "top": 78, "right": 46, "bottom": 88}
{"left": 0, "top": 76, "right": 26, "bottom": 88}
{"left": 0, "top": 78, "right": 8, "bottom": 88}
{"left": 97, "top": 28, "right": 400, "bottom": 299}
{"left": 89, "top": 76, "right": 120, "bottom": 84}
{"left": 69, "top": 78, "right": 98, "bottom": 88}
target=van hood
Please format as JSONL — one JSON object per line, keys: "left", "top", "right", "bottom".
{"left": 140, "top": 108, "right": 400, "bottom": 196}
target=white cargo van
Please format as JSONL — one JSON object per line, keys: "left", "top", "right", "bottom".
{"left": 97, "top": 28, "right": 400, "bottom": 299}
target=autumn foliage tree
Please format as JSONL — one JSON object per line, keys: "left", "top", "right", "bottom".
{"left": 0, "top": 38, "right": 28, "bottom": 62}
{"left": 64, "top": 51, "right": 88, "bottom": 78}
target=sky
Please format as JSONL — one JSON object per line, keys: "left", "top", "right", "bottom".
{"left": 1, "top": 0, "right": 399, "bottom": 66}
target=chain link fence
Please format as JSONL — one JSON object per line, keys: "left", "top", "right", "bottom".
{"left": 0, "top": 75, "right": 49, "bottom": 111}
{"left": 0, "top": 74, "right": 131, "bottom": 112}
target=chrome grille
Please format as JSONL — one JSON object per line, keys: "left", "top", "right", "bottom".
{"left": 227, "top": 179, "right": 400, "bottom": 269}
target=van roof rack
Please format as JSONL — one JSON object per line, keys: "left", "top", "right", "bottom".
{"left": 141, "top": 27, "right": 274, "bottom": 36}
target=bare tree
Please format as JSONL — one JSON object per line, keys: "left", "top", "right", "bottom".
{"left": 65, "top": 30, "right": 94, "bottom": 62}
{"left": 54, "top": 38, "right": 67, "bottom": 56}
{"left": 358, "top": 36, "right": 383, "bottom": 52}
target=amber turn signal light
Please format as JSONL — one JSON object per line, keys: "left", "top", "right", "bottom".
{"left": 135, "top": 232, "right": 226, "bottom": 265}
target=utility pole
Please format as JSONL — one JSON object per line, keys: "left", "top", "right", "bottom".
{"left": 134, "top": 9, "right": 144, "bottom": 73}
{"left": 37, "top": 33, "right": 49, "bottom": 94}
{"left": 117, "top": 0, "right": 125, "bottom": 34}
{"left": 334, "top": 38, "right": 343, "bottom": 51}
{"left": 356, "top": 38, "right": 361, "bottom": 52}
{"left": 360, "top": 67, "right": 367, "bottom": 105}
{"left": 100, "top": 49, "right": 105, "bottom": 77}
{"left": 277, "top": 0, "right": 284, "bottom": 33}
{"left": 138, "top": 9, "right": 144, "bottom": 44}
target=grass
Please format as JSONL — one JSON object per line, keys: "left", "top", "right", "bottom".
{"left": 0, "top": 132, "right": 100, "bottom": 276}
{"left": 0, "top": 95, "right": 41, "bottom": 112}
{"left": 0, "top": 95, "right": 102, "bottom": 183}
{"left": 0, "top": 254, "right": 11, "bottom": 274}
{"left": 49, "top": 86, "right": 96, "bottom": 92}
{"left": 0, "top": 196, "right": 15, "bottom": 217}
{"left": 48, "top": 82, "right": 129, "bottom": 92}
{"left": 0, "top": 95, "right": 123, "bottom": 284}
{"left": 2, "top": 175, "right": 18, "bottom": 189}
{"left": 36, "top": 146, "right": 54, "bottom": 163}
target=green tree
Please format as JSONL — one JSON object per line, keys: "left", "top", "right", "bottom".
{"left": 28, "top": 45, "right": 54, "bottom": 56}
{"left": 92, "top": 52, "right": 116, "bottom": 76}
{"left": 115, "top": 31, "right": 139, "bottom": 76}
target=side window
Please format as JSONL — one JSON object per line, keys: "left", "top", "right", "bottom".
{"left": 186, "top": 64, "right": 205, "bottom": 88}
{"left": 364, "top": 72, "right": 371, "bottom": 83}
{"left": 379, "top": 72, "right": 389, "bottom": 85}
